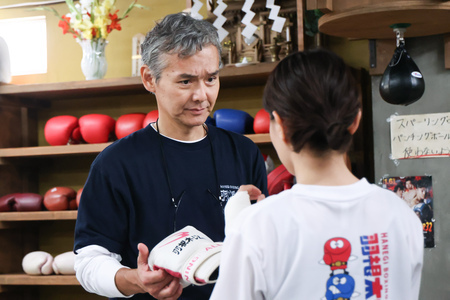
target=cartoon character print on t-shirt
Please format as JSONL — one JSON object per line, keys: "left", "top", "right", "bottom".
{"left": 325, "top": 273, "right": 355, "bottom": 300}
{"left": 320, "top": 237, "right": 359, "bottom": 300}
{"left": 320, "top": 233, "right": 390, "bottom": 300}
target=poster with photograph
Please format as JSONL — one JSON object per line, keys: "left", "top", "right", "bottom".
{"left": 381, "top": 175, "right": 435, "bottom": 248}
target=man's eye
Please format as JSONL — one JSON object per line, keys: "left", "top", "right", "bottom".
{"left": 207, "top": 76, "right": 217, "bottom": 83}
{"left": 180, "top": 80, "right": 190, "bottom": 85}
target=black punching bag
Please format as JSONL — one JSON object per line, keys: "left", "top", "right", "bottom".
{"left": 379, "top": 44, "right": 425, "bottom": 105}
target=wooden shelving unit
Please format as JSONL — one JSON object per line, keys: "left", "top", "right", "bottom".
{"left": 0, "top": 62, "right": 277, "bottom": 296}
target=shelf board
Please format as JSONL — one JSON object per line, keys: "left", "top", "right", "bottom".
{"left": 0, "top": 143, "right": 112, "bottom": 158}
{"left": 0, "top": 274, "right": 79, "bottom": 286}
{"left": 0, "top": 134, "right": 271, "bottom": 159}
{"left": 318, "top": 1, "right": 450, "bottom": 39}
{"left": 248, "top": 133, "right": 271, "bottom": 144}
{"left": 0, "top": 211, "right": 77, "bottom": 221}
{"left": 0, "top": 62, "right": 277, "bottom": 103}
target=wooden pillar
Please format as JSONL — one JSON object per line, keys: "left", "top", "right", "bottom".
{"left": 369, "top": 39, "right": 396, "bottom": 76}
{"left": 306, "top": 0, "right": 333, "bottom": 13}
{"left": 296, "top": 0, "right": 305, "bottom": 51}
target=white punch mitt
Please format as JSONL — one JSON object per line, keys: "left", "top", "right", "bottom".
{"left": 148, "top": 225, "right": 222, "bottom": 288}
{"left": 22, "top": 251, "right": 54, "bottom": 275}
{"left": 53, "top": 251, "right": 76, "bottom": 275}
{"left": 224, "top": 191, "right": 251, "bottom": 236}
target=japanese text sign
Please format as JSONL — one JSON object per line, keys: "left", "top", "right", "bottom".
{"left": 390, "top": 112, "right": 450, "bottom": 159}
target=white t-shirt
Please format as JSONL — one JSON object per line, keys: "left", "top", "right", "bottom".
{"left": 211, "top": 178, "right": 423, "bottom": 300}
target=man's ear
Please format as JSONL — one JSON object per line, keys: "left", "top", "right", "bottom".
{"left": 272, "top": 111, "right": 288, "bottom": 143}
{"left": 348, "top": 109, "right": 362, "bottom": 135}
{"left": 141, "top": 65, "right": 156, "bottom": 93}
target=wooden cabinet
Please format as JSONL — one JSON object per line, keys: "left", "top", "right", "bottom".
{"left": 0, "top": 62, "right": 276, "bottom": 299}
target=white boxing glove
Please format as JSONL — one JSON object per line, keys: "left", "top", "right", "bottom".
{"left": 53, "top": 251, "right": 76, "bottom": 275}
{"left": 224, "top": 191, "right": 251, "bottom": 236}
{"left": 22, "top": 251, "right": 54, "bottom": 275}
{"left": 148, "top": 226, "right": 222, "bottom": 288}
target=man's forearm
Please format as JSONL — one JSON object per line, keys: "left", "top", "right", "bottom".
{"left": 115, "top": 267, "right": 145, "bottom": 296}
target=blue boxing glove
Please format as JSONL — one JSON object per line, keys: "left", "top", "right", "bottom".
{"left": 213, "top": 108, "right": 254, "bottom": 134}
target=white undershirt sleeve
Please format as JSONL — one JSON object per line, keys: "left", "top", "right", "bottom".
{"left": 74, "top": 245, "right": 132, "bottom": 298}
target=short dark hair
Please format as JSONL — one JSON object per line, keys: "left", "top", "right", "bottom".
{"left": 141, "top": 12, "right": 222, "bottom": 82}
{"left": 405, "top": 177, "right": 416, "bottom": 186}
{"left": 394, "top": 183, "right": 405, "bottom": 193}
{"left": 263, "top": 48, "right": 361, "bottom": 154}
{"left": 417, "top": 178, "right": 431, "bottom": 189}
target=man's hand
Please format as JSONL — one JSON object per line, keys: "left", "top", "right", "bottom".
{"left": 115, "top": 243, "right": 182, "bottom": 300}
{"left": 237, "top": 184, "right": 266, "bottom": 202}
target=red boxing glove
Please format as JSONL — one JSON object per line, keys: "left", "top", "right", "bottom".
{"left": 72, "top": 127, "right": 82, "bottom": 142}
{"left": 267, "top": 165, "right": 294, "bottom": 196}
{"left": 79, "top": 114, "right": 116, "bottom": 144}
{"left": 253, "top": 109, "right": 270, "bottom": 134}
{"left": 115, "top": 113, "right": 146, "bottom": 139}
{"left": 0, "top": 193, "right": 43, "bottom": 212}
{"left": 143, "top": 110, "right": 159, "bottom": 128}
{"left": 44, "top": 115, "right": 82, "bottom": 146}
{"left": 76, "top": 187, "right": 83, "bottom": 208}
{"left": 43, "top": 187, "right": 77, "bottom": 211}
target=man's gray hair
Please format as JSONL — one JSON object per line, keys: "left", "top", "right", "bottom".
{"left": 141, "top": 13, "right": 223, "bottom": 82}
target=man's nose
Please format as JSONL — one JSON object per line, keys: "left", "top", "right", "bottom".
{"left": 193, "top": 82, "right": 208, "bottom": 101}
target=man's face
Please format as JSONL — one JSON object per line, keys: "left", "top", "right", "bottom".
{"left": 417, "top": 187, "right": 426, "bottom": 200}
{"left": 144, "top": 45, "right": 220, "bottom": 131}
{"left": 406, "top": 180, "right": 414, "bottom": 190}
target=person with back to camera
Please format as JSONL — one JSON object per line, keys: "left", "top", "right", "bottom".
{"left": 73, "top": 12, "right": 267, "bottom": 300}
{"left": 211, "top": 48, "right": 424, "bottom": 300}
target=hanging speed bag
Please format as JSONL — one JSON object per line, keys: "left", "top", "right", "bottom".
{"left": 379, "top": 45, "right": 425, "bottom": 105}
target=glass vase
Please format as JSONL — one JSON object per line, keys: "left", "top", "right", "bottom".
{"left": 78, "top": 38, "right": 108, "bottom": 80}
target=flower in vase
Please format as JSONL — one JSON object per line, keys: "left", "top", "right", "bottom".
{"left": 37, "top": 0, "right": 148, "bottom": 41}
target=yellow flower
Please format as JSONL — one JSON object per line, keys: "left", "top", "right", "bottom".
{"left": 72, "top": 17, "right": 94, "bottom": 39}
{"left": 102, "top": 0, "right": 115, "bottom": 12}
{"left": 94, "top": 5, "right": 107, "bottom": 18}
{"left": 94, "top": 16, "right": 108, "bottom": 38}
